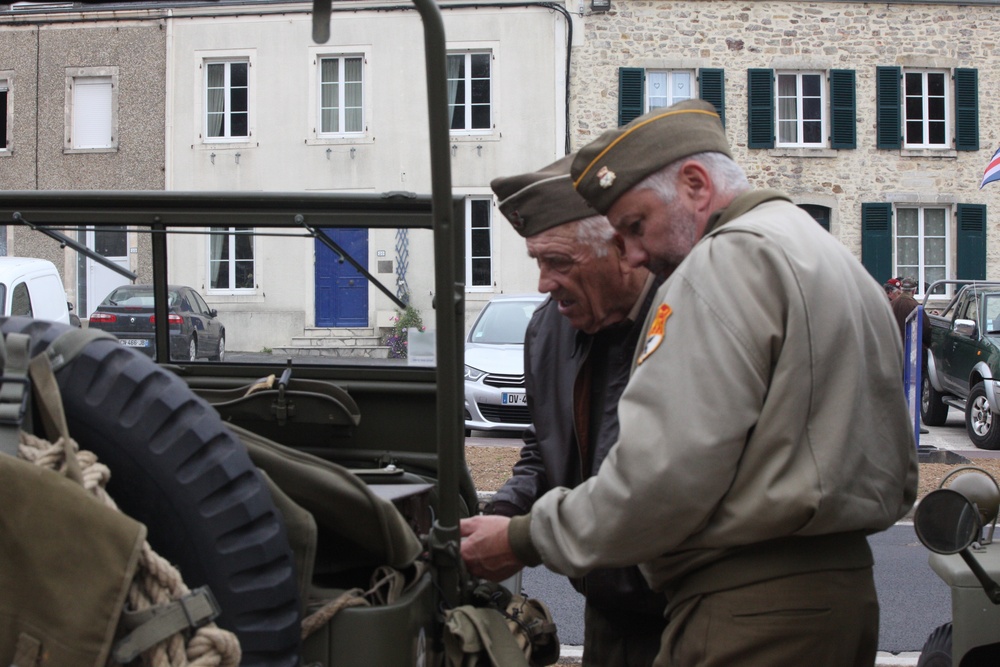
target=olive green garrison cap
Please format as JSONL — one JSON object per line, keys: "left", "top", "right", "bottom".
{"left": 571, "top": 99, "right": 732, "bottom": 214}
{"left": 491, "top": 154, "right": 598, "bottom": 238}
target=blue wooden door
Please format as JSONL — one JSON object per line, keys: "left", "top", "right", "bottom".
{"left": 315, "top": 229, "right": 368, "bottom": 327}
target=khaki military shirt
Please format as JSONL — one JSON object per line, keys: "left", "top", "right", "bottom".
{"left": 511, "top": 191, "right": 918, "bottom": 596}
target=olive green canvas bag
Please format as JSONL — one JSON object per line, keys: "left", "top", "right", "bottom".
{"left": 0, "top": 444, "right": 146, "bottom": 667}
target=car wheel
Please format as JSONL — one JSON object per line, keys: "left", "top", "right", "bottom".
{"left": 916, "top": 623, "right": 951, "bottom": 667}
{"left": 0, "top": 317, "right": 301, "bottom": 667}
{"left": 211, "top": 333, "right": 225, "bottom": 362}
{"left": 188, "top": 335, "right": 197, "bottom": 361}
{"left": 921, "top": 374, "right": 949, "bottom": 426}
{"left": 966, "top": 382, "right": 1000, "bottom": 450}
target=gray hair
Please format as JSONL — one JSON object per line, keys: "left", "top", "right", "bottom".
{"left": 636, "top": 151, "right": 750, "bottom": 203}
{"left": 573, "top": 214, "right": 616, "bottom": 257}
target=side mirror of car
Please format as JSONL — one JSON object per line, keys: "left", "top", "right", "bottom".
{"left": 954, "top": 318, "right": 977, "bottom": 337}
{"left": 210, "top": 309, "right": 218, "bottom": 318}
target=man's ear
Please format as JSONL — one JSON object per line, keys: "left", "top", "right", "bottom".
{"left": 677, "top": 160, "right": 713, "bottom": 211}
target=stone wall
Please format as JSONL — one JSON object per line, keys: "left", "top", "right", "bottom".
{"left": 569, "top": 1, "right": 1000, "bottom": 274}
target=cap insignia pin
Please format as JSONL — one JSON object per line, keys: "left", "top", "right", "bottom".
{"left": 597, "top": 166, "right": 616, "bottom": 189}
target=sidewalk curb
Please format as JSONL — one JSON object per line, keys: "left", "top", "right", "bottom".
{"left": 876, "top": 652, "right": 919, "bottom": 666}
{"left": 555, "top": 646, "right": 918, "bottom": 665}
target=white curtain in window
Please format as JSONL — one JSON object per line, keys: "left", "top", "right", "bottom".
{"left": 777, "top": 75, "right": 798, "bottom": 144}
{"left": 345, "top": 57, "right": 363, "bottom": 132}
{"left": 209, "top": 227, "right": 226, "bottom": 289}
{"left": 206, "top": 64, "right": 225, "bottom": 138}
{"left": 320, "top": 58, "right": 338, "bottom": 133}
{"left": 446, "top": 54, "right": 462, "bottom": 128}
{"left": 647, "top": 72, "right": 667, "bottom": 110}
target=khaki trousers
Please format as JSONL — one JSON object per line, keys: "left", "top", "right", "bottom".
{"left": 656, "top": 568, "right": 879, "bottom": 667}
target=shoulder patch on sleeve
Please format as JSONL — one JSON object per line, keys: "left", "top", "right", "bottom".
{"left": 637, "top": 303, "right": 671, "bottom": 366}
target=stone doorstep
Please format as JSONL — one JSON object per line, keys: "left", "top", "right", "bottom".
{"left": 301, "top": 327, "right": 379, "bottom": 338}
{"left": 271, "top": 345, "right": 389, "bottom": 359}
{"left": 289, "top": 336, "right": 383, "bottom": 347}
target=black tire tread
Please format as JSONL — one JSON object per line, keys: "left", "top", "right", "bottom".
{"left": 1, "top": 317, "right": 301, "bottom": 666}
{"left": 966, "top": 382, "right": 1000, "bottom": 450}
{"left": 921, "top": 375, "right": 949, "bottom": 426}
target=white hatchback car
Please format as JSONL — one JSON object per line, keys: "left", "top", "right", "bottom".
{"left": 464, "top": 294, "right": 545, "bottom": 434}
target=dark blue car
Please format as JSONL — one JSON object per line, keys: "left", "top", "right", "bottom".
{"left": 88, "top": 284, "right": 226, "bottom": 362}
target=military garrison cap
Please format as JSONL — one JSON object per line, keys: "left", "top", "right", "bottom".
{"left": 491, "top": 154, "right": 597, "bottom": 238}
{"left": 571, "top": 99, "right": 732, "bottom": 214}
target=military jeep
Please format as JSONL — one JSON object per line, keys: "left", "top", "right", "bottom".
{"left": 0, "top": 1, "right": 520, "bottom": 665}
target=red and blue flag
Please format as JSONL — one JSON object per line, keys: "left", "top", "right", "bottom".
{"left": 981, "top": 146, "right": 1000, "bottom": 189}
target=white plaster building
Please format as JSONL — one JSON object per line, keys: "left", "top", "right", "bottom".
{"left": 164, "top": 0, "right": 569, "bottom": 352}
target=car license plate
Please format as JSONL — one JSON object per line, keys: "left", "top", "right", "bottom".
{"left": 120, "top": 339, "right": 149, "bottom": 347}
{"left": 502, "top": 392, "right": 527, "bottom": 406}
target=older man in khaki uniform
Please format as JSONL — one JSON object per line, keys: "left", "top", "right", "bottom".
{"left": 489, "top": 155, "right": 666, "bottom": 666}
{"left": 461, "top": 100, "right": 918, "bottom": 667}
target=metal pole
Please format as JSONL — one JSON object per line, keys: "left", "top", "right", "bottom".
{"left": 411, "top": 0, "right": 464, "bottom": 611}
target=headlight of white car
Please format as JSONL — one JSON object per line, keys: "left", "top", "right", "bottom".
{"left": 464, "top": 365, "right": 485, "bottom": 381}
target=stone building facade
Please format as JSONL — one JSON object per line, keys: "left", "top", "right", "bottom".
{"left": 569, "top": 0, "right": 1000, "bottom": 296}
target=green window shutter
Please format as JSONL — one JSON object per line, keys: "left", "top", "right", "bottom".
{"left": 876, "top": 66, "right": 901, "bottom": 149}
{"left": 618, "top": 67, "right": 645, "bottom": 126}
{"left": 829, "top": 69, "right": 856, "bottom": 149}
{"left": 747, "top": 69, "right": 774, "bottom": 149}
{"left": 955, "top": 68, "right": 979, "bottom": 151}
{"left": 698, "top": 68, "right": 726, "bottom": 127}
{"left": 957, "top": 204, "right": 987, "bottom": 280}
{"left": 861, "top": 203, "right": 893, "bottom": 283}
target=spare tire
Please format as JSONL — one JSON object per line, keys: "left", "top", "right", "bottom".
{"left": 1, "top": 317, "right": 301, "bottom": 667}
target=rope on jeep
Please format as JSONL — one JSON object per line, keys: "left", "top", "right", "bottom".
{"left": 18, "top": 431, "right": 242, "bottom": 667}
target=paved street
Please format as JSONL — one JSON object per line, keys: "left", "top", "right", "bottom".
{"left": 918, "top": 408, "right": 996, "bottom": 460}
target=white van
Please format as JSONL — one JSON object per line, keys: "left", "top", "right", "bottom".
{"left": 0, "top": 257, "right": 74, "bottom": 325}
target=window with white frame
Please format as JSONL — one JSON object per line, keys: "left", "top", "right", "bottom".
{"left": 895, "top": 206, "right": 948, "bottom": 295}
{"left": 646, "top": 70, "right": 694, "bottom": 111}
{"left": 205, "top": 60, "right": 249, "bottom": 140}
{"left": 0, "top": 77, "right": 8, "bottom": 151}
{"left": 319, "top": 55, "right": 363, "bottom": 135}
{"left": 903, "top": 70, "right": 948, "bottom": 149}
{"left": 776, "top": 71, "right": 825, "bottom": 147}
{"left": 447, "top": 51, "right": 491, "bottom": 133}
{"left": 209, "top": 227, "right": 255, "bottom": 292}
{"left": 65, "top": 67, "right": 118, "bottom": 152}
{"left": 466, "top": 198, "right": 492, "bottom": 289}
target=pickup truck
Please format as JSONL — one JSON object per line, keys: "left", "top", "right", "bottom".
{"left": 923, "top": 280, "right": 1000, "bottom": 449}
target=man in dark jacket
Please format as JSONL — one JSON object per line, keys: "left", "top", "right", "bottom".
{"left": 891, "top": 276, "right": 930, "bottom": 343}
{"left": 488, "top": 155, "right": 666, "bottom": 666}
